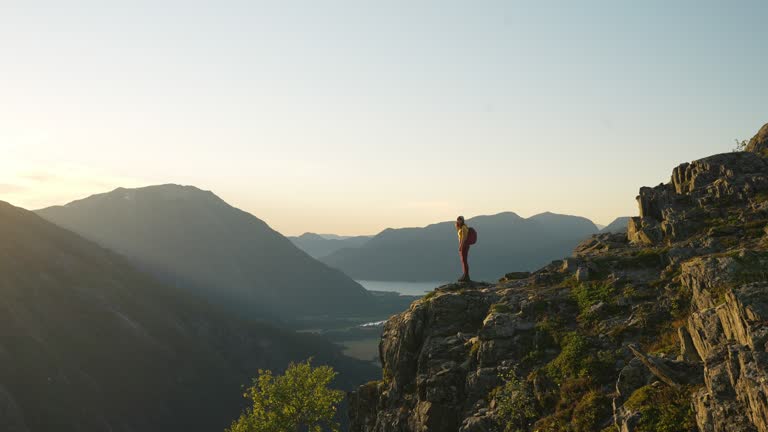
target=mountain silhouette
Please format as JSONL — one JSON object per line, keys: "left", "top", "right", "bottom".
{"left": 0, "top": 200, "right": 376, "bottom": 432}
{"left": 600, "top": 216, "right": 631, "bottom": 233}
{"left": 36, "top": 185, "right": 375, "bottom": 320}
{"left": 289, "top": 232, "right": 372, "bottom": 258}
{"left": 320, "top": 212, "right": 598, "bottom": 281}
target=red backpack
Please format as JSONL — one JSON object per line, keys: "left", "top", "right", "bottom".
{"left": 467, "top": 227, "right": 478, "bottom": 245}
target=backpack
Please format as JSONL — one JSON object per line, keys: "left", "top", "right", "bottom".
{"left": 467, "top": 227, "right": 478, "bottom": 245}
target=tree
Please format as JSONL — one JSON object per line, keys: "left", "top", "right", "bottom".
{"left": 226, "top": 359, "right": 345, "bottom": 432}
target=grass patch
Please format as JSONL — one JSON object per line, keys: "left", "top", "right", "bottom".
{"left": 572, "top": 282, "right": 615, "bottom": 319}
{"left": 490, "top": 303, "right": 514, "bottom": 314}
{"left": 571, "top": 390, "right": 612, "bottom": 432}
{"left": 624, "top": 384, "right": 696, "bottom": 432}
{"left": 544, "top": 332, "right": 593, "bottom": 383}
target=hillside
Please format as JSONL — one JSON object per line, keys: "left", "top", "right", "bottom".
{"left": 290, "top": 232, "right": 372, "bottom": 258}
{"left": 348, "top": 123, "right": 768, "bottom": 432}
{"left": 36, "top": 185, "right": 377, "bottom": 321}
{"left": 600, "top": 216, "right": 631, "bottom": 233}
{"left": 0, "top": 200, "right": 377, "bottom": 432}
{"left": 321, "top": 212, "right": 599, "bottom": 282}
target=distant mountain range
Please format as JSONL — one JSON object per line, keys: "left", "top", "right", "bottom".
{"left": 36, "top": 185, "right": 381, "bottom": 321}
{"left": 0, "top": 200, "right": 376, "bottom": 432}
{"left": 289, "top": 232, "right": 373, "bottom": 258}
{"left": 319, "top": 212, "right": 600, "bottom": 282}
{"left": 600, "top": 216, "right": 631, "bottom": 233}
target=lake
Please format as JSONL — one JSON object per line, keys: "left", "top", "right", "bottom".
{"left": 356, "top": 280, "right": 447, "bottom": 296}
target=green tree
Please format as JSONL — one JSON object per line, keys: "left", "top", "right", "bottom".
{"left": 226, "top": 359, "right": 345, "bottom": 432}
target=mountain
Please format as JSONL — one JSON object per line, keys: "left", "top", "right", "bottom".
{"left": 348, "top": 123, "right": 768, "bottom": 432}
{"left": 0, "top": 200, "right": 376, "bottom": 432}
{"left": 318, "top": 234, "right": 368, "bottom": 240}
{"left": 600, "top": 216, "right": 631, "bottom": 233}
{"left": 320, "top": 212, "right": 599, "bottom": 282}
{"left": 36, "top": 185, "right": 376, "bottom": 321}
{"left": 290, "top": 232, "right": 373, "bottom": 259}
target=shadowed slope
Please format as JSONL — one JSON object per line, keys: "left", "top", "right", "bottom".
{"left": 37, "top": 185, "right": 374, "bottom": 320}
{"left": 0, "top": 201, "right": 376, "bottom": 432}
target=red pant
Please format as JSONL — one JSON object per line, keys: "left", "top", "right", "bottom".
{"left": 460, "top": 244, "right": 470, "bottom": 276}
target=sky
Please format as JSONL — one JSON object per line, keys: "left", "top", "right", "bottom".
{"left": 1, "top": 1, "right": 766, "bottom": 235}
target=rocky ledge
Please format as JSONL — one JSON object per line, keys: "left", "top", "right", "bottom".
{"left": 349, "top": 123, "right": 768, "bottom": 432}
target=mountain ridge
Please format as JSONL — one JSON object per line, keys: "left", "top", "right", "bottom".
{"left": 321, "top": 212, "right": 599, "bottom": 282}
{"left": 36, "top": 184, "right": 378, "bottom": 321}
{"left": 0, "top": 199, "right": 377, "bottom": 432}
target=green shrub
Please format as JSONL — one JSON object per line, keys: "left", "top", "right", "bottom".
{"left": 572, "top": 390, "right": 611, "bottom": 432}
{"left": 493, "top": 369, "right": 537, "bottom": 432}
{"left": 545, "top": 332, "right": 593, "bottom": 383}
{"left": 626, "top": 248, "right": 665, "bottom": 267}
{"left": 624, "top": 384, "right": 696, "bottom": 432}
{"left": 571, "top": 282, "right": 614, "bottom": 318}
{"left": 226, "top": 360, "right": 344, "bottom": 432}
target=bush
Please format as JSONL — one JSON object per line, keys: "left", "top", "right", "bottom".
{"left": 571, "top": 390, "right": 611, "bottom": 432}
{"left": 624, "top": 384, "right": 696, "bottom": 432}
{"left": 545, "top": 332, "right": 593, "bottom": 383}
{"left": 493, "top": 369, "right": 537, "bottom": 432}
{"left": 571, "top": 282, "right": 614, "bottom": 318}
{"left": 226, "top": 359, "right": 344, "bottom": 432}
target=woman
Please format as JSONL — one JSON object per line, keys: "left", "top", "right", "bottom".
{"left": 455, "top": 216, "right": 471, "bottom": 282}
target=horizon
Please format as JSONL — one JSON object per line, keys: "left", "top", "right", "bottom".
{"left": 27, "top": 182, "right": 618, "bottom": 237}
{"left": 2, "top": 1, "right": 767, "bottom": 235}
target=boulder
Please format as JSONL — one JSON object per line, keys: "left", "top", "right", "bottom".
{"left": 628, "top": 217, "right": 662, "bottom": 245}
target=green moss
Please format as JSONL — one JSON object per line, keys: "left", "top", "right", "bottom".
{"left": 624, "top": 384, "right": 696, "bottom": 432}
{"left": 490, "top": 303, "right": 514, "bottom": 314}
{"left": 571, "top": 390, "right": 611, "bottom": 432}
{"left": 382, "top": 366, "right": 393, "bottom": 382}
{"left": 422, "top": 290, "right": 438, "bottom": 301}
{"left": 571, "top": 282, "right": 615, "bottom": 319}
{"left": 545, "top": 332, "right": 592, "bottom": 383}
{"left": 732, "top": 252, "right": 768, "bottom": 284}
{"left": 753, "top": 191, "right": 768, "bottom": 203}
{"left": 626, "top": 248, "right": 666, "bottom": 267}
{"left": 469, "top": 340, "right": 480, "bottom": 358}
{"left": 534, "top": 316, "right": 566, "bottom": 346}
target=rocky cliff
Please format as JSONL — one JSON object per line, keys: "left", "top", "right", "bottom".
{"left": 348, "top": 123, "right": 768, "bottom": 432}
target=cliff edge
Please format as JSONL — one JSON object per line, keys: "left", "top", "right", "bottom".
{"left": 349, "top": 123, "right": 768, "bottom": 432}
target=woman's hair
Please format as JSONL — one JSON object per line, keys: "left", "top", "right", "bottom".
{"left": 457, "top": 216, "right": 465, "bottom": 223}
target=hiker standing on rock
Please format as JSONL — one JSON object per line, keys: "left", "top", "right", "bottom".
{"left": 455, "top": 216, "right": 477, "bottom": 282}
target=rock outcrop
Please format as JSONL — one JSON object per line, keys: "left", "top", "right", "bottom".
{"left": 349, "top": 123, "right": 768, "bottom": 432}
{"left": 746, "top": 123, "right": 768, "bottom": 155}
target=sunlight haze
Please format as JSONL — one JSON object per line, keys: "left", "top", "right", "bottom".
{"left": 2, "top": 1, "right": 766, "bottom": 235}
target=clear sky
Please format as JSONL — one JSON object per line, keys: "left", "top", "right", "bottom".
{"left": 1, "top": 1, "right": 766, "bottom": 235}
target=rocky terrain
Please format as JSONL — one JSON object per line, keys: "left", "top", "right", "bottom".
{"left": 348, "top": 123, "right": 768, "bottom": 432}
